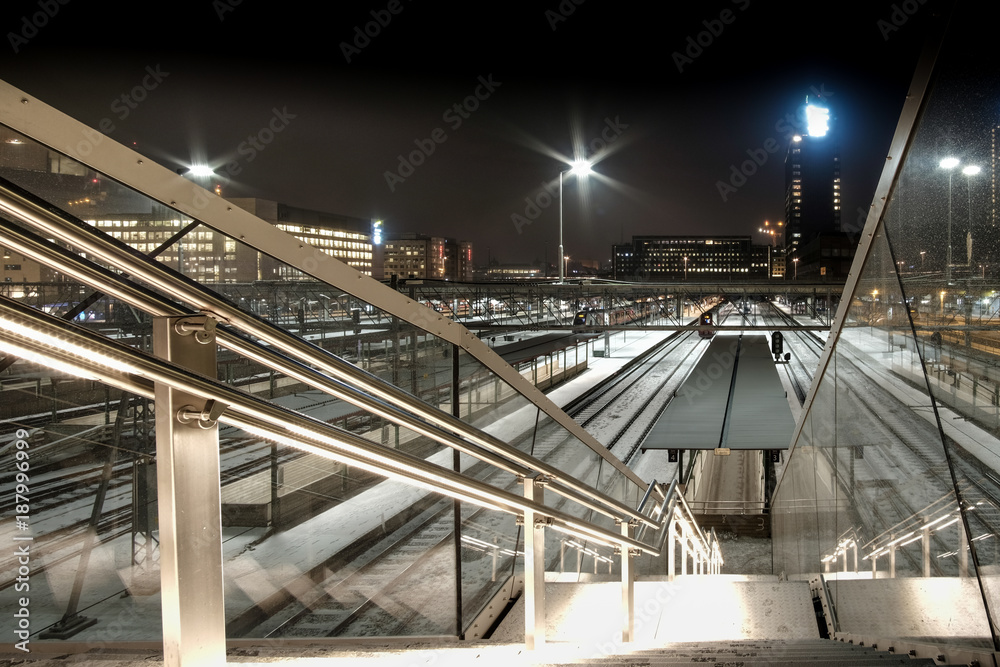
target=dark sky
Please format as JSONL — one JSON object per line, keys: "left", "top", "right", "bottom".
{"left": 0, "top": 1, "right": 945, "bottom": 266}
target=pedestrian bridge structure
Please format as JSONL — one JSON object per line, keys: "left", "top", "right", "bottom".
{"left": 2, "top": 3, "right": 1000, "bottom": 666}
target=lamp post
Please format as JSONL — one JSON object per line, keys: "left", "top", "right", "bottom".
{"left": 792, "top": 257, "right": 799, "bottom": 280}
{"left": 964, "top": 165, "right": 981, "bottom": 269}
{"left": 871, "top": 289, "right": 878, "bottom": 336}
{"left": 940, "top": 157, "right": 960, "bottom": 283}
{"left": 683, "top": 256, "right": 688, "bottom": 281}
{"left": 559, "top": 160, "right": 592, "bottom": 284}
{"left": 920, "top": 251, "right": 926, "bottom": 271}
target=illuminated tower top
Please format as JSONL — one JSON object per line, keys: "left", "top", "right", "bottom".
{"left": 784, "top": 98, "right": 841, "bottom": 258}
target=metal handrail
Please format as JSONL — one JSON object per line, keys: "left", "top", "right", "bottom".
{"left": 0, "top": 181, "right": 656, "bottom": 529}
{"left": 0, "top": 295, "right": 676, "bottom": 556}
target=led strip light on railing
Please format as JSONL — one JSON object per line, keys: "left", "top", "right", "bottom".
{"left": 0, "top": 215, "right": 539, "bottom": 481}
{"left": 0, "top": 188, "right": 657, "bottom": 529}
{"left": 0, "top": 297, "right": 664, "bottom": 557}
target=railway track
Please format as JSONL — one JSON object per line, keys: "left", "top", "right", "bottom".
{"left": 266, "top": 499, "right": 458, "bottom": 638}
{"left": 769, "top": 304, "right": 1000, "bottom": 575}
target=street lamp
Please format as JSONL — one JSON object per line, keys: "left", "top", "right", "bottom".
{"left": 683, "top": 256, "right": 688, "bottom": 280}
{"left": 940, "top": 157, "right": 960, "bottom": 283}
{"left": 559, "top": 159, "right": 592, "bottom": 283}
{"left": 920, "top": 250, "right": 926, "bottom": 271}
{"left": 792, "top": 257, "right": 799, "bottom": 280}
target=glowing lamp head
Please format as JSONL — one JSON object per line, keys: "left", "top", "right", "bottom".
{"left": 963, "top": 165, "right": 981, "bottom": 176}
{"left": 805, "top": 104, "right": 830, "bottom": 137}
{"left": 939, "top": 157, "right": 960, "bottom": 170}
{"left": 568, "top": 160, "right": 592, "bottom": 177}
{"left": 188, "top": 165, "right": 215, "bottom": 177}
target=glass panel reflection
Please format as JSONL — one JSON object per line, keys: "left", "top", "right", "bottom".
{"left": 0, "top": 124, "right": 653, "bottom": 647}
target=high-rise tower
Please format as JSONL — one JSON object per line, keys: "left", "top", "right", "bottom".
{"left": 784, "top": 100, "right": 842, "bottom": 264}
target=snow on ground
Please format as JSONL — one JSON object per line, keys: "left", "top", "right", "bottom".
{"left": 0, "top": 329, "right": 681, "bottom": 643}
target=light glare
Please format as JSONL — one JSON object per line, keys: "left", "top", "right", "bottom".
{"left": 805, "top": 105, "right": 830, "bottom": 137}
{"left": 569, "top": 159, "right": 592, "bottom": 176}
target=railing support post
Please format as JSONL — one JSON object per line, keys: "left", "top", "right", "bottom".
{"left": 620, "top": 520, "right": 635, "bottom": 643}
{"left": 522, "top": 474, "right": 546, "bottom": 649}
{"left": 667, "top": 519, "right": 676, "bottom": 581}
{"left": 922, "top": 525, "right": 931, "bottom": 578}
{"left": 890, "top": 533, "right": 897, "bottom": 579}
{"left": 153, "top": 315, "right": 227, "bottom": 667}
{"left": 681, "top": 524, "right": 689, "bottom": 576}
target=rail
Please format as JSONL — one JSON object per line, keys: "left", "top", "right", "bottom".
{"left": 0, "top": 179, "right": 657, "bottom": 529}
{"left": 819, "top": 493, "right": 980, "bottom": 578}
{"left": 0, "top": 294, "right": 723, "bottom": 648}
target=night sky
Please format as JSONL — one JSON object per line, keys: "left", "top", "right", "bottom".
{"left": 0, "top": 1, "right": 944, "bottom": 267}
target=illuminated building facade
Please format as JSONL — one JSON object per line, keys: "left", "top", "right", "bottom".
{"left": 613, "top": 235, "right": 772, "bottom": 280}
{"left": 484, "top": 264, "right": 542, "bottom": 280}
{"left": 0, "top": 129, "right": 374, "bottom": 281}
{"left": 383, "top": 233, "right": 473, "bottom": 281}
{"left": 227, "top": 198, "right": 373, "bottom": 277}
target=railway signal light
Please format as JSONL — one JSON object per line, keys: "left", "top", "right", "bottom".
{"left": 771, "top": 331, "right": 784, "bottom": 358}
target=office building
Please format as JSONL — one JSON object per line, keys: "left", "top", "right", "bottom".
{"left": 382, "top": 232, "right": 473, "bottom": 281}
{"left": 613, "top": 235, "right": 771, "bottom": 280}
{"left": 0, "top": 131, "right": 375, "bottom": 282}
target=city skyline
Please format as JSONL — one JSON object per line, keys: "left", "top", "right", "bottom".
{"left": 0, "top": 1, "right": 941, "bottom": 266}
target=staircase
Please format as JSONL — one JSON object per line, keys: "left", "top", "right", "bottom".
{"left": 481, "top": 574, "right": 982, "bottom": 665}
{"left": 524, "top": 638, "right": 964, "bottom": 665}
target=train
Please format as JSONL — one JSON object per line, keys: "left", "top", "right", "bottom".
{"left": 698, "top": 311, "right": 715, "bottom": 339}
{"left": 573, "top": 304, "right": 644, "bottom": 331}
